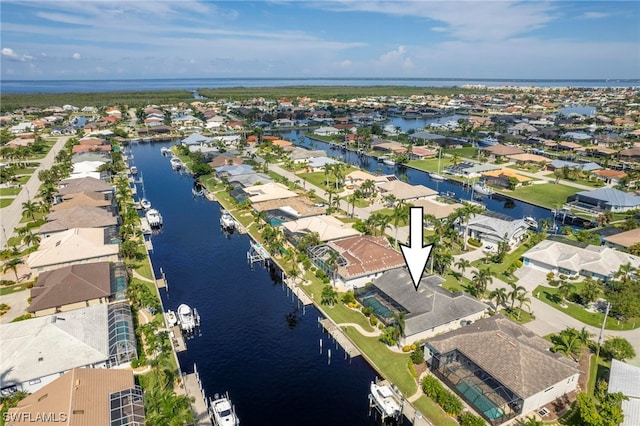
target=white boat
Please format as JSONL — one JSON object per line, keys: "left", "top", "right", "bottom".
{"left": 209, "top": 393, "right": 239, "bottom": 426}
{"left": 166, "top": 310, "right": 177, "bottom": 327}
{"left": 477, "top": 135, "right": 499, "bottom": 147}
{"left": 140, "top": 198, "right": 151, "bottom": 210}
{"left": 472, "top": 182, "right": 494, "bottom": 196}
{"left": 170, "top": 157, "right": 183, "bottom": 171}
{"left": 369, "top": 382, "right": 401, "bottom": 419}
{"left": 382, "top": 158, "right": 396, "bottom": 166}
{"left": 145, "top": 208, "right": 163, "bottom": 228}
{"left": 524, "top": 216, "right": 538, "bottom": 229}
{"left": 160, "top": 146, "right": 171, "bottom": 156}
{"left": 130, "top": 166, "right": 138, "bottom": 175}
{"left": 177, "top": 303, "right": 199, "bottom": 333}
{"left": 220, "top": 210, "right": 236, "bottom": 229}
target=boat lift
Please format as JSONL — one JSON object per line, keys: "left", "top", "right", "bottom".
{"left": 247, "top": 240, "right": 270, "bottom": 269}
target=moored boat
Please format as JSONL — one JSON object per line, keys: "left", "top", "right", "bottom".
{"left": 177, "top": 303, "right": 199, "bottom": 333}
{"left": 429, "top": 172, "right": 445, "bottom": 181}
{"left": 477, "top": 135, "right": 499, "bottom": 147}
{"left": 145, "top": 208, "right": 163, "bottom": 228}
{"left": 170, "top": 157, "right": 183, "bottom": 171}
{"left": 209, "top": 393, "right": 239, "bottom": 426}
{"left": 160, "top": 146, "right": 171, "bottom": 156}
{"left": 523, "top": 216, "right": 538, "bottom": 229}
{"left": 369, "top": 382, "right": 401, "bottom": 420}
{"left": 382, "top": 158, "right": 396, "bottom": 166}
{"left": 130, "top": 166, "right": 138, "bottom": 175}
{"left": 166, "top": 310, "right": 177, "bottom": 327}
{"left": 140, "top": 198, "right": 151, "bottom": 210}
{"left": 472, "top": 182, "right": 494, "bottom": 196}
{"left": 220, "top": 210, "right": 236, "bottom": 229}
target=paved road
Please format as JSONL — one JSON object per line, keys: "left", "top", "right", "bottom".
{"left": 0, "top": 136, "right": 72, "bottom": 249}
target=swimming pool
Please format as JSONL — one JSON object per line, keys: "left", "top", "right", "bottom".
{"left": 456, "top": 380, "right": 504, "bottom": 420}
{"left": 362, "top": 296, "right": 394, "bottom": 319}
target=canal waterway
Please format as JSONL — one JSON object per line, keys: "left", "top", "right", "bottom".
{"left": 278, "top": 128, "right": 557, "bottom": 224}
{"left": 129, "top": 142, "right": 386, "bottom": 426}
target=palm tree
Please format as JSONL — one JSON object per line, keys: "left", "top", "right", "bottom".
{"left": 489, "top": 287, "right": 508, "bottom": 313}
{"left": 2, "top": 257, "right": 24, "bottom": 281}
{"left": 323, "top": 163, "right": 333, "bottom": 187}
{"left": 557, "top": 280, "right": 575, "bottom": 307}
{"left": 508, "top": 282, "right": 527, "bottom": 311}
{"left": 391, "top": 200, "right": 409, "bottom": 248}
{"left": 321, "top": 284, "right": 338, "bottom": 306}
{"left": 346, "top": 192, "right": 359, "bottom": 218}
{"left": 21, "top": 199, "right": 39, "bottom": 221}
{"left": 456, "top": 203, "right": 483, "bottom": 251}
{"left": 454, "top": 258, "right": 471, "bottom": 277}
{"left": 360, "top": 179, "right": 376, "bottom": 199}
{"left": 515, "top": 292, "right": 531, "bottom": 320}
{"left": 22, "top": 231, "right": 41, "bottom": 248}
{"left": 471, "top": 268, "right": 493, "bottom": 296}
{"left": 392, "top": 312, "right": 406, "bottom": 342}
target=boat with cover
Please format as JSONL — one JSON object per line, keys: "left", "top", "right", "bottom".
{"left": 170, "top": 157, "right": 183, "bottom": 170}
{"left": 130, "top": 166, "right": 138, "bottom": 175}
{"left": 220, "top": 210, "right": 236, "bottom": 229}
{"left": 382, "top": 158, "right": 396, "bottom": 166}
{"left": 209, "top": 392, "right": 239, "bottom": 426}
{"left": 472, "top": 182, "right": 494, "bottom": 196}
{"left": 160, "top": 146, "right": 171, "bottom": 156}
{"left": 140, "top": 198, "right": 151, "bottom": 210}
{"left": 177, "top": 303, "right": 199, "bottom": 333}
{"left": 369, "top": 382, "right": 401, "bottom": 419}
{"left": 145, "top": 208, "right": 163, "bottom": 228}
{"left": 166, "top": 310, "right": 177, "bottom": 327}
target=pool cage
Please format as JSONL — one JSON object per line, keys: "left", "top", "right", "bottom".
{"left": 110, "top": 262, "right": 129, "bottom": 301}
{"left": 109, "top": 386, "right": 145, "bottom": 426}
{"left": 107, "top": 301, "right": 137, "bottom": 367}
{"left": 429, "top": 349, "right": 522, "bottom": 425}
{"left": 307, "top": 244, "right": 347, "bottom": 283}
{"left": 354, "top": 284, "right": 407, "bottom": 325}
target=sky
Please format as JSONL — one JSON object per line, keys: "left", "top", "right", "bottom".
{"left": 1, "top": 1, "right": 638, "bottom": 81}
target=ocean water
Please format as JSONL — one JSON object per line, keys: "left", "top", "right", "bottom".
{"left": 2, "top": 77, "right": 638, "bottom": 94}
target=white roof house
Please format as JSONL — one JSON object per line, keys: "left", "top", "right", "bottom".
{"left": 244, "top": 182, "right": 298, "bottom": 203}
{"left": 608, "top": 359, "right": 640, "bottom": 426}
{"left": 459, "top": 213, "right": 530, "bottom": 246}
{"left": 314, "top": 126, "right": 340, "bottom": 136}
{"left": 522, "top": 239, "right": 640, "bottom": 281}
{"left": 282, "top": 215, "right": 361, "bottom": 242}
{"left": 27, "top": 228, "right": 120, "bottom": 274}
{"left": 0, "top": 302, "right": 137, "bottom": 395}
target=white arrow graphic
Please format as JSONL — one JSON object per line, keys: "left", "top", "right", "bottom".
{"left": 400, "top": 207, "right": 434, "bottom": 291}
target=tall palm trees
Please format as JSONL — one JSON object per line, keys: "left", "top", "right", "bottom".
{"left": 470, "top": 268, "right": 493, "bottom": 297}
{"left": 391, "top": 200, "right": 409, "bottom": 248}
{"left": 508, "top": 282, "right": 527, "bottom": 311}
{"left": 455, "top": 203, "right": 483, "bottom": 251}
{"left": 21, "top": 199, "right": 39, "bottom": 222}
{"left": 2, "top": 257, "right": 24, "bottom": 281}
{"left": 454, "top": 258, "right": 471, "bottom": 277}
{"left": 489, "top": 287, "right": 508, "bottom": 313}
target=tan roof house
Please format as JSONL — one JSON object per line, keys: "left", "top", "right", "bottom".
{"left": 28, "top": 261, "right": 127, "bottom": 316}
{"left": 481, "top": 169, "right": 531, "bottom": 189}
{"left": 282, "top": 215, "right": 361, "bottom": 243}
{"left": 50, "top": 191, "right": 114, "bottom": 213}
{"left": 604, "top": 228, "right": 640, "bottom": 250}
{"left": 58, "top": 177, "right": 113, "bottom": 197}
{"left": 27, "top": 228, "right": 120, "bottom": 274}
{"left": 6, "top": 368, "right": 145, "bottom": 426}
{"left": 244, "top": 182, "right": 298, "bottom": 203}
{"left": 376, "top": 180, "right": 438, "bottom": 202}
{"left": 425, "top": 315, "right": 580, "bottom": 424}
{"left": 39, "top": 205, "right": 118, "bottom": 238}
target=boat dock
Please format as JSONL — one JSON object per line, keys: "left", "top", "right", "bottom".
{"left": 171, "top": 325, "right": 187, "bottom": 352}
{"left": 318, "top": 318, "right": 360, "bottom": 358}
{"left": 283, "top": 278, "right": 313, "bottom": 306}
{"left": 183, "top": 366, "right": 213, "bottom": 426}
{"left": 369, "top": 379, "right": 432, "bottom": 426}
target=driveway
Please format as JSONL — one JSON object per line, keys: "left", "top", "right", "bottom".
{"left": 0, "top": 287, "right": 30, "bottom": 324}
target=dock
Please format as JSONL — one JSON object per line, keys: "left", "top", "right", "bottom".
{"left": 318, "top": 318, "right": 360, "bottom": 358}
{"left": 171, "top": 325, "right": 187, "bottom": 352}
{"left": 183, "top": 369, "right": 213, "bottom": 426}
{"left": 283, "top": 278, "right": 313, "bottom": 306}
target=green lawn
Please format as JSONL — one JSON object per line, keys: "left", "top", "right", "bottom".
{"left": 587, "top": 355, "right": 611, "bottom": 396}
{"left": 412, "top": 396, "right": 459, "bottom": 426}
{"left": 494, "top": 183, "right": 579, "bottom": 209}
{"left": 0, "top": 187, "right": 22, "bottom": 196}
{"left": 542, "top": 173, "right": 606, "bottom": 188}
{"left": 408, "top": 157, "right": 453, "bottom": 173}
{"left": 0, "top": 199, "right": 14, "bottom": 208}
{"left": 0, "top": 282, "right": 29, "bottom": 295}
{"left": 443, "top": 147, "right": 479, "bottom": 159}
{"left": 500, "top": 308, "right": 535, "bottom": 324}
{"left": 470, "top": 243, "right": 530, "bottom": 285}
{"left": 533, "top": 285, "right": 639, "bottom": 331}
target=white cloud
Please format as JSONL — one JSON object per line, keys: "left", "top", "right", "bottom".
{"left": 582, "top": 12, "right": 610, "bottom": 19}
{"left": 2, "top": 48, "right": 18, "bottom": 58}
{"left": 72, "top": 53, "right": 81, "bottom": 60}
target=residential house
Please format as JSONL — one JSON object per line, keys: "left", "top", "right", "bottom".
{"left": 6, "top": 368, "right": 145, "bottom": 426}
{"left": 607, "top": 359, "right": 640, "bottom": 426}
{"left": 408, "top": 131, "right": 447, "bottom": 145}
{"left": 481, "top": 169, "right": 532, "bottom": 189}
{"left": 592, "top": 169, "right": 627, "bottom": 186}
{"left": 306, "top": 156, "right": 341, "bottom": 172}
{"left": 603, "top": 228, "right": 640, "bottom": 250}
{"left": 410, "top": 146, "right": 437, "bottom": 160}
{"left": 38, "top": 205, "right": 118, "bottom": 238}
{"left": 314, "top": 126, "right": 340, "bottom": 136}
{"left": 411, "top": 198, "right": 464, "bottom": 221}
{"left": 308, "top": 236, "right": 405, "bottom": 290}
{"left": 51, "top": 191, "right": 114, "bottom": 214}
{"left": 242, "top": 182, "right": 298, "bottom": 203}
{"left": 358, "top": 269, "right": 488, "bottom": 344}
{"left": 458, "top": 213, "right": 529, "bottom": 247}
{"left": 482, "top": 144, "right": 525, "bottom": 158}
{"left": 282, "top": 215, "right": 361, "bottom": 245}
{"left": 0, "top": 302, "right": 137, "bottom": 394}
{"left": 376, "top": 180, "right": 437, "bottom": 202}
{"left": 28, "top": 261, "right": 128, "bottom": 316}
{"left": 58, "top": 177, "right": 113, "bottom": 198}
{"left": 425, "top": 315, "right": 580, "bottom": 425}
{"left": 208, "top": 154, "right": 244, "bottom": 168}
{"left": 252, "top": 197, "right": 325, "bottom": 220}
{"left": 214, "top": 164, "right": 255, "bottom": 180}
{"left": 181, "top": 132, "right": 213, "bottom": 146}
{"left": 522, "top": 239, "right": 640, "bottom": 281}
{"left": 569, "top": 188, "right": 640, "bottom": 212}
{"left": 27, "top": 228, "right": 120, "bottom": 274}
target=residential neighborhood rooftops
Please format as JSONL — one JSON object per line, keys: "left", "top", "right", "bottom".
{"left": 39, "top": 205, "right": 117, "bottom": 235}
{"left": 282, "top": 215, "right": 360, "bottom": 242}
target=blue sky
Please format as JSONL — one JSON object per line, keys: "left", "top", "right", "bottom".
{"left": 1, "top": 1, "right": 638, "bottom": 80}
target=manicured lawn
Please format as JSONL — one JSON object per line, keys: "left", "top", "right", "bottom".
{"left": 443, "top": 147, "right": 479, "bottom": 159}
{"left": 500, "top": 308, "right": 535, "bottom": 324}
{"left": 470, "top": 243, "right": 530, "bottom": 285}
{"left": 322, "top": 302, "right": 375, "bottom": 332}
{"left": 542, "top": 172, "right": 605, "bottom": 188}
{"left": 533, "top": 285, "right": 639, "bottom": 331}
{"left": 0, "top": 198, "right": 14, "bottom": 208}
{"left": 412, "top": 396, "right": 459, "bottom": 426}
{"left": 408, "top": 158, "right": 453, "bottom": 173}
{"left": 495, "top": 183, "right": 580, "bottom": 209}
{"left": 0, "top": 187, "right": 22, "bottom": 196}
{"left": 0, "top": 282, "right": 29, "bottom": 295}
{"left": 343, "top": 327, "right": 417, "bottom": 396}
{"left": 441, "top": 271, "right": 470, "bottom": 293}
{"left": 586, "top": 355, "right": 611, "bottom": 396}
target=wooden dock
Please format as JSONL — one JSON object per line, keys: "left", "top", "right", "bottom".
{"left": 183, "top": 372, "right": 212, "bottom": 425}
{"left": 145, "top": 239, "right": 153, "bottom": 251}
{"left": 156, "top": 278, "right": 166, "bottom": 288}
{"left": 283, "top": 278, "right": 313, "bottom": 306}
{"left": 318, "top": 318, "right": 360, "bottom": 358}
{"left": 171, "top": 325, "right": 187, "bottom": 352}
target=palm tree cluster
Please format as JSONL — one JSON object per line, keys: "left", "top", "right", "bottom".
{"left": 550, "top": 326, "right": 593, "bottom": 361}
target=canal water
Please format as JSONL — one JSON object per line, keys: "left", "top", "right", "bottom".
{"left": 129, "top": 142, "right": 385, "bottom": 426}
{"left": 278, "top": 128, "right": 557, "bottom": 224}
